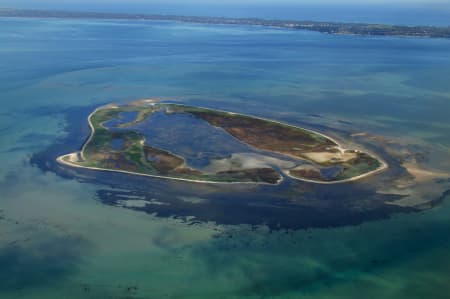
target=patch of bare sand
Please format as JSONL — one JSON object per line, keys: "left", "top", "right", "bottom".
{"left": 67, "top": 153, "right": 80, "bottom": 163}
{"left": 403, "top": 161, "right": 449, "bottom": 182}
{"left": 117, "top": 199, "right": 169, "bottom": 208}
{"left": 382, "top": 161, "right": 449, "bottom": 207}
{"left": 302, "top": 150, "right": 357, "bottom": 164}
{"left": 351, "top": 132, "right": 368, "bottom": 137}
{"left": 200, "top": 153, "right": 296, "bottom": 174}
{"left": 60, "top": 153, "right": 81, "bottom": 163}
{"left": 128, "top": 98, "right": 160, "bottom": 106}
{"left": 102, "top": 103, "right": 120, "bottom": 109}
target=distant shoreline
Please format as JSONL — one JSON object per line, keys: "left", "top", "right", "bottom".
{"left": 1, "top": 8, "right": 449, "bottom": 39}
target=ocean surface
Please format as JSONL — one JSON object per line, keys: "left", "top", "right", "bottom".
{"left": 1, "top": 16, "right": 450, "bottom": 298}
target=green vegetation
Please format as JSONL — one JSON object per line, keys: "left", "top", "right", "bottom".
{"left": 335, "top": 153, "right": 381, "bottom": 180}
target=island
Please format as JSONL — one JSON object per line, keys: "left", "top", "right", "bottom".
{"left": 57, "top": 100, "right": 387, "bottom": 184}
{"left": 1, "top": 9, "right": 450, "bottom": 39}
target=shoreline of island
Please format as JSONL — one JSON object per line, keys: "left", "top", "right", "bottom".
{"left": 1, "top": 8, "right": 449, "bottom": 39}
{"left": 56, "top": 153, "right": 284, "bottom": 185}
{"left": 56, "top": 100, "right": 388, "bottom": 185}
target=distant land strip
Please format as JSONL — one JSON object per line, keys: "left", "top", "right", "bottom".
{"left": 1, "top": 8, "right": 450, "bottom": 38}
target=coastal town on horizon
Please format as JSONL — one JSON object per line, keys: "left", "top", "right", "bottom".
{"left": 2, "top": 7, "right": 450, "bottom": 38}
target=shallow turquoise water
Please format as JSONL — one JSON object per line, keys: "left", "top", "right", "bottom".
{"left": 1, "top": 17, "right": 450, "bottom": 298}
